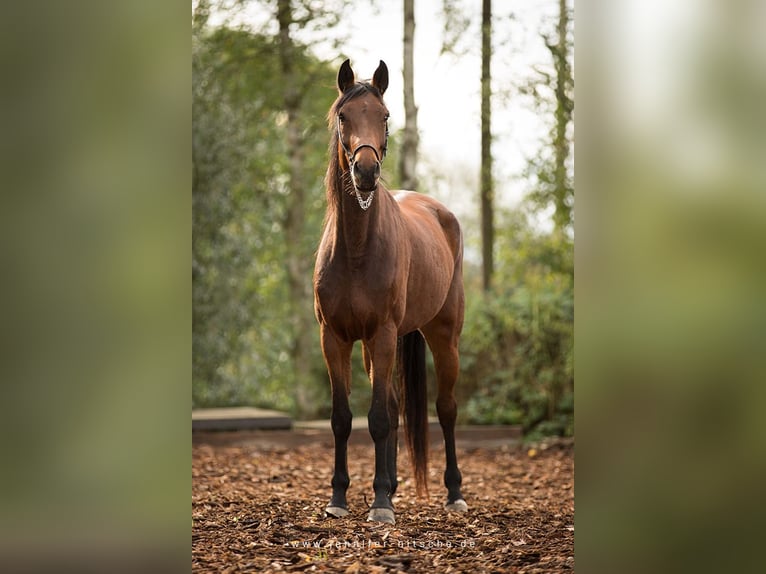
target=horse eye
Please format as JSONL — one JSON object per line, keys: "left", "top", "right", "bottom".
{"left": 338, "top": 113, "right": 346, "bottom": 122}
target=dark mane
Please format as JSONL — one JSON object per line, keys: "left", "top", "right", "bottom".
{"left": 324, "top": 82, "right": 385, "bottom": 215}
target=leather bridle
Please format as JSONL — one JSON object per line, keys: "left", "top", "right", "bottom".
{"left": 336, "top": 114, "right": 388, "bottom": 172}
{"left": 336, "top": 111, "right": 389, "bottom": 210}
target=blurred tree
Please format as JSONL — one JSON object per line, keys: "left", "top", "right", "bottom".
{"left": 193, "top": 5, "right": 258, "bottom": 406}
{"left": 277, "top": 0, "right": 315, "bottom": 416}
{"left": 480, "top": 0, "right": 494, "bottom": 291}
{"left": 192, "top": 2, "right": 338, "bottom": 415}
{"left": 462, "top": 0, "right": 575, "bottom": 436}
{"left": 439, "top": 0, "right": 472, "bottom": 58}
{"left": 400, "top": 0, "right": 419, "bottom": 191}
{"left": 434, "top": 0, "right": 574, "bottom": 437}
{"left": 522, "top": 0, "right": 574, "bottom": 237}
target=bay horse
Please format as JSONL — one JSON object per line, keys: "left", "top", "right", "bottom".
{"left": 313, "top": 59, "right": 467, "bottom": 524}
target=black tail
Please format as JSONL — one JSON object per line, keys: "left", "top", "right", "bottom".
{"left": 398, "top": 330, "right": 429, "bottom": 498}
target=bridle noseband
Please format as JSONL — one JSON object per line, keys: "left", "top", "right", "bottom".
{"left": 336, "top": 114, "right": 388, "bottom": 210}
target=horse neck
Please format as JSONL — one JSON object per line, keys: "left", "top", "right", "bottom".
{"left": 330, "top": 173, "right": 391, "bottom": 264}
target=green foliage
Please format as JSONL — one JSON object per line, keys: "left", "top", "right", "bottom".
{"left": 192, "top": 9, "right": 574, "bottom": 439}
{"left": 459, "top": 210, "right": 573, "bottom": 438}
{"left": 192, "top": 22, "right": 336, "bottom": 413}
{"left": 458, "top": 0, "right": 574, "bottom": 438}
{"left": 518, "top": 0, "right": 574, "bottom": 236}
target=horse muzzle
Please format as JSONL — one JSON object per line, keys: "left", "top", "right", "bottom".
{"left": 351, "top": 157, "right": 381, "bottom": 192}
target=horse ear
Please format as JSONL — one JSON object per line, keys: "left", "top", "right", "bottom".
{"left": 372, "top": 60, "right": 388, "bottom": 96}
{"left": 337, "top": 59, "right": 355, "bottom": 93}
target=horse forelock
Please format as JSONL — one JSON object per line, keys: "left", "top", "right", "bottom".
{"left": 327, "top": 82, "right": 385, "bottom": 128}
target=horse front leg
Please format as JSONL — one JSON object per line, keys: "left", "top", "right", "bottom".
{"left": 365, "top": 325, "right": 398, "bottom": 524}
{"left": 364, "top": 341, "right": 399, "bottom": 502}
{"left": 320, "top": 325, "right": 353, "bottom": 518}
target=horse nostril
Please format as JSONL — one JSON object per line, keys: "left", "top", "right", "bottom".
{"left": 354, "top": 163, "right": 377, "bottom": 179}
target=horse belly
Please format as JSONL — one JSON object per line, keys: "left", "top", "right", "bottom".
{"left": 395, "top": 191, "right": 461, "bottom": 332}
{"left": 400, "top": 242, "right": 454, "bottom": 333}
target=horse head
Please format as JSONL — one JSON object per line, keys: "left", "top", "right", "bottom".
{"left": 334, "top": 59, "right": 390, "bottom": 198}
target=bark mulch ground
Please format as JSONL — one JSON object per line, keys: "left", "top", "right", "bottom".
{"left": 192, "top": 434, "right": 573, "bottom": 573}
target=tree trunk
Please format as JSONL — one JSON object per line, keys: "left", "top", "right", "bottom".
{"left": 400, "top": 0, "right": 419, "bottom": 191}
{"left": 552, "top": 0, "right": 573, "bottom": 233}
{"left": 480, "top": 0, "right": 494, "bottom": 291}
{"left": 277, "top": 0, "right": 315, "bottom": 417}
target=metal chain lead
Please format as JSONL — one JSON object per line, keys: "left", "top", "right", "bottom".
{"left": 355, "top": 187, "right": 375, "bottom": 210}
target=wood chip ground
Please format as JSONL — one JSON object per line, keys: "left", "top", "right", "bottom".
{"left": 193, "top": 436, "right": 573, "bottom": 573}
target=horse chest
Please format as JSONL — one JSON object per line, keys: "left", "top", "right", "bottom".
{"left": 315, "top": 269, "right": 402, "bottom": 341}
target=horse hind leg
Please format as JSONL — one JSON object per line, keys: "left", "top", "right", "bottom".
{"left": 422, "top": 319, "right": 468, "bottom": 512}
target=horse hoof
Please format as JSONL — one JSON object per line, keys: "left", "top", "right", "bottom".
{"left": 445, "top": 499, "right": 468, "bottom": 512}
{"left": 367, "top": 507, "right": 396, "bottom": 524}
{"left": 325, "top": 506, "right": 350, "bottom": 518}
